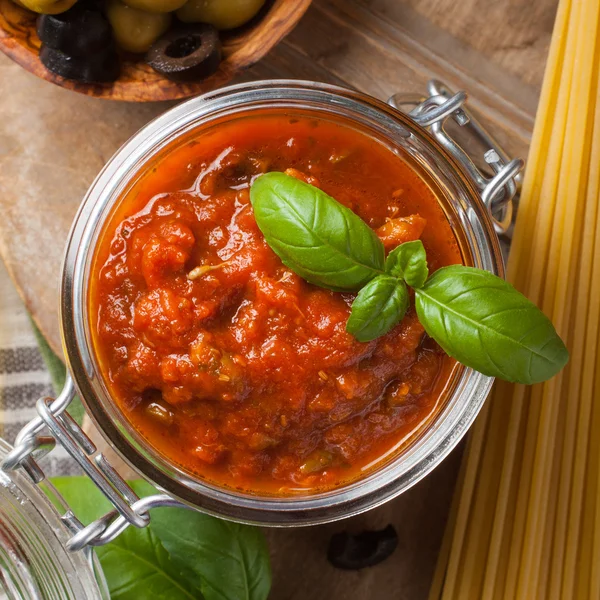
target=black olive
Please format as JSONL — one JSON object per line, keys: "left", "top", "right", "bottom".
{"left": 37, "top": 5, "right": 113, "bottom": 56}
{"left": 327, "top": 524, "right": 398, "bottom": 570}
{"left": 145, "top": 24, "right": 221, "bottom": 83}
{"left": 40, "top": 45, "right": 120, "bottom": 83}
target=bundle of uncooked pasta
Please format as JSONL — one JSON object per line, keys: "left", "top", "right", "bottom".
{"left": 430, "top": 0, "right": 600, "bottom": 597}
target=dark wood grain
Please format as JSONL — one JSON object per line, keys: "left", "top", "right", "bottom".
{"left": 0, "top": 0, "right": 312, "bottom": 101}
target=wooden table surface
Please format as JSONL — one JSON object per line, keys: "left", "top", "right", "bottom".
{"left": 0, "top": 0, "right": 556, "bottom": 597}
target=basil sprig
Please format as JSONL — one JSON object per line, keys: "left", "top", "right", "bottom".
{"left": 250, "top": 172, "right": 569, "bottom": 384}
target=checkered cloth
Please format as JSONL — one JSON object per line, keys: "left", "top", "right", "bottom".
{"left": 0, "top": 262, "right": 78, "bottom": 476}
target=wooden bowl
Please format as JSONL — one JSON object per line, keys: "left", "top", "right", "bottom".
{"left": 0, "top": 0, "right": 311, "bottom": 101}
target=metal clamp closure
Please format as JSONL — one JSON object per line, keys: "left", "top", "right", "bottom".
{"left": 388, "top": 79, "right": 524, "bottom": 234}
{"left": 1, "top": 376, "right": 187, "bottom": 551}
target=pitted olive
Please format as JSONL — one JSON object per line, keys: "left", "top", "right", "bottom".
{"left": 107, "top": 0, "right": 170, "bottom": 53}
{"left": 37, "top": 5, "right": 113, "bottom": 55}
{"left": 40, "top": 45, "right": 120, "bottom": 82}
{"left": 146, "top": 23, "right": 221, "bottom": 82}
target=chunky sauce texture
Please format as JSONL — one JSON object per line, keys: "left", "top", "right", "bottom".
{"left": 91, "top": 113, "right": 462, "bottom": 495}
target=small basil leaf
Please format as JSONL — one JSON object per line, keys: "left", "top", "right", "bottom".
{"left": 346, "top": 275, "right": 409, "bottom": 342}
{"left": 250, "top": 172, "right": 385, "bottom": 291}
{"left": 385, "top": 239, "right": 428, "bottom": 288}
{"left": 414, "top": 265, "right": 569, "bottom": 384}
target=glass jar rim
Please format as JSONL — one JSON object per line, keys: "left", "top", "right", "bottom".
{"left": 60, "top": 79, "right": 502, "bottom": 526}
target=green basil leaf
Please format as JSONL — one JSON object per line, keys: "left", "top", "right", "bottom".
{"left": 51, "top": 477, "right": 271, "bottom": 600}
{"left": 250, "top": 172, "right": 384, "bottom": 291}
{"left": 96, "top": 524, "right": 200, "bottom": 600}
{"left": 385, "top": 239, "right": 429, "bottom": 288}
{"left": 414, "top": 265, "right": 569, "bottom": 384}
{"left": 346, "top": 275, "right": 409, "bottom": 342}
{"left": 51, "top": 477, "right": 201, "bottom": 600}
{"left": 130, "top": 481, "right": 271, "bottom": 600}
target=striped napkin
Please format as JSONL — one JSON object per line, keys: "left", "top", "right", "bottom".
{"left": 0, "top": 261, "right": 79, "bottom": 476}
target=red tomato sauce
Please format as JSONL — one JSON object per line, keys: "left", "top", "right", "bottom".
{"left": 90, "top": 112, "right": 463, "bottom": 495}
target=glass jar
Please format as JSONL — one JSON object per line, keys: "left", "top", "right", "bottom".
{"left": 4, "top": 81, "right": 520, "bottom": 547}
{"left": 56, "top": 79, "right": 512, "bottom": 526}
{"left": 0, "top": 440, "right": 107, "bottom": 599}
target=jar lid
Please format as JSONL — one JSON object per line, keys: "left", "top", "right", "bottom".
{"left": 0, "top": 439, "right": 106, "bottom": 600}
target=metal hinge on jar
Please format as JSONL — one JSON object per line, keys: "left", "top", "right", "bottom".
{"left": 388, "top": 79, "right": 524, "bottom": 235}
{"left": 0, "top": 377, "right": 187, "bottom": 551}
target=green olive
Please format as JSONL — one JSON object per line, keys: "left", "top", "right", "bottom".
{"left": 107, "top": 0, "right": 170, "bottom": 54}
{"left": 176, "top": 0, "right": 266, "bottom": 30}
{"left": 122, "top": 0, "right": 187, "bottom": 14}
{"left": 17, "top": 0, "right": 76, "bottom": 15}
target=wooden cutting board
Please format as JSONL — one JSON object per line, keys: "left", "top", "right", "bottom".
{"left": 0, "top": 0, "right": 555, "bottom": 597}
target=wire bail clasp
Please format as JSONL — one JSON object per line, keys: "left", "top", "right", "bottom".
{"left": 1, "top": 376, "right": 187, "bottom": 552}
{"left": 388, "top": 79, "right": 524, "bottom": 235}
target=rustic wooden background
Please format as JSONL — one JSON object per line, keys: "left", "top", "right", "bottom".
{"left": 0, "top": 0, "right": 557, "bottom": 597}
